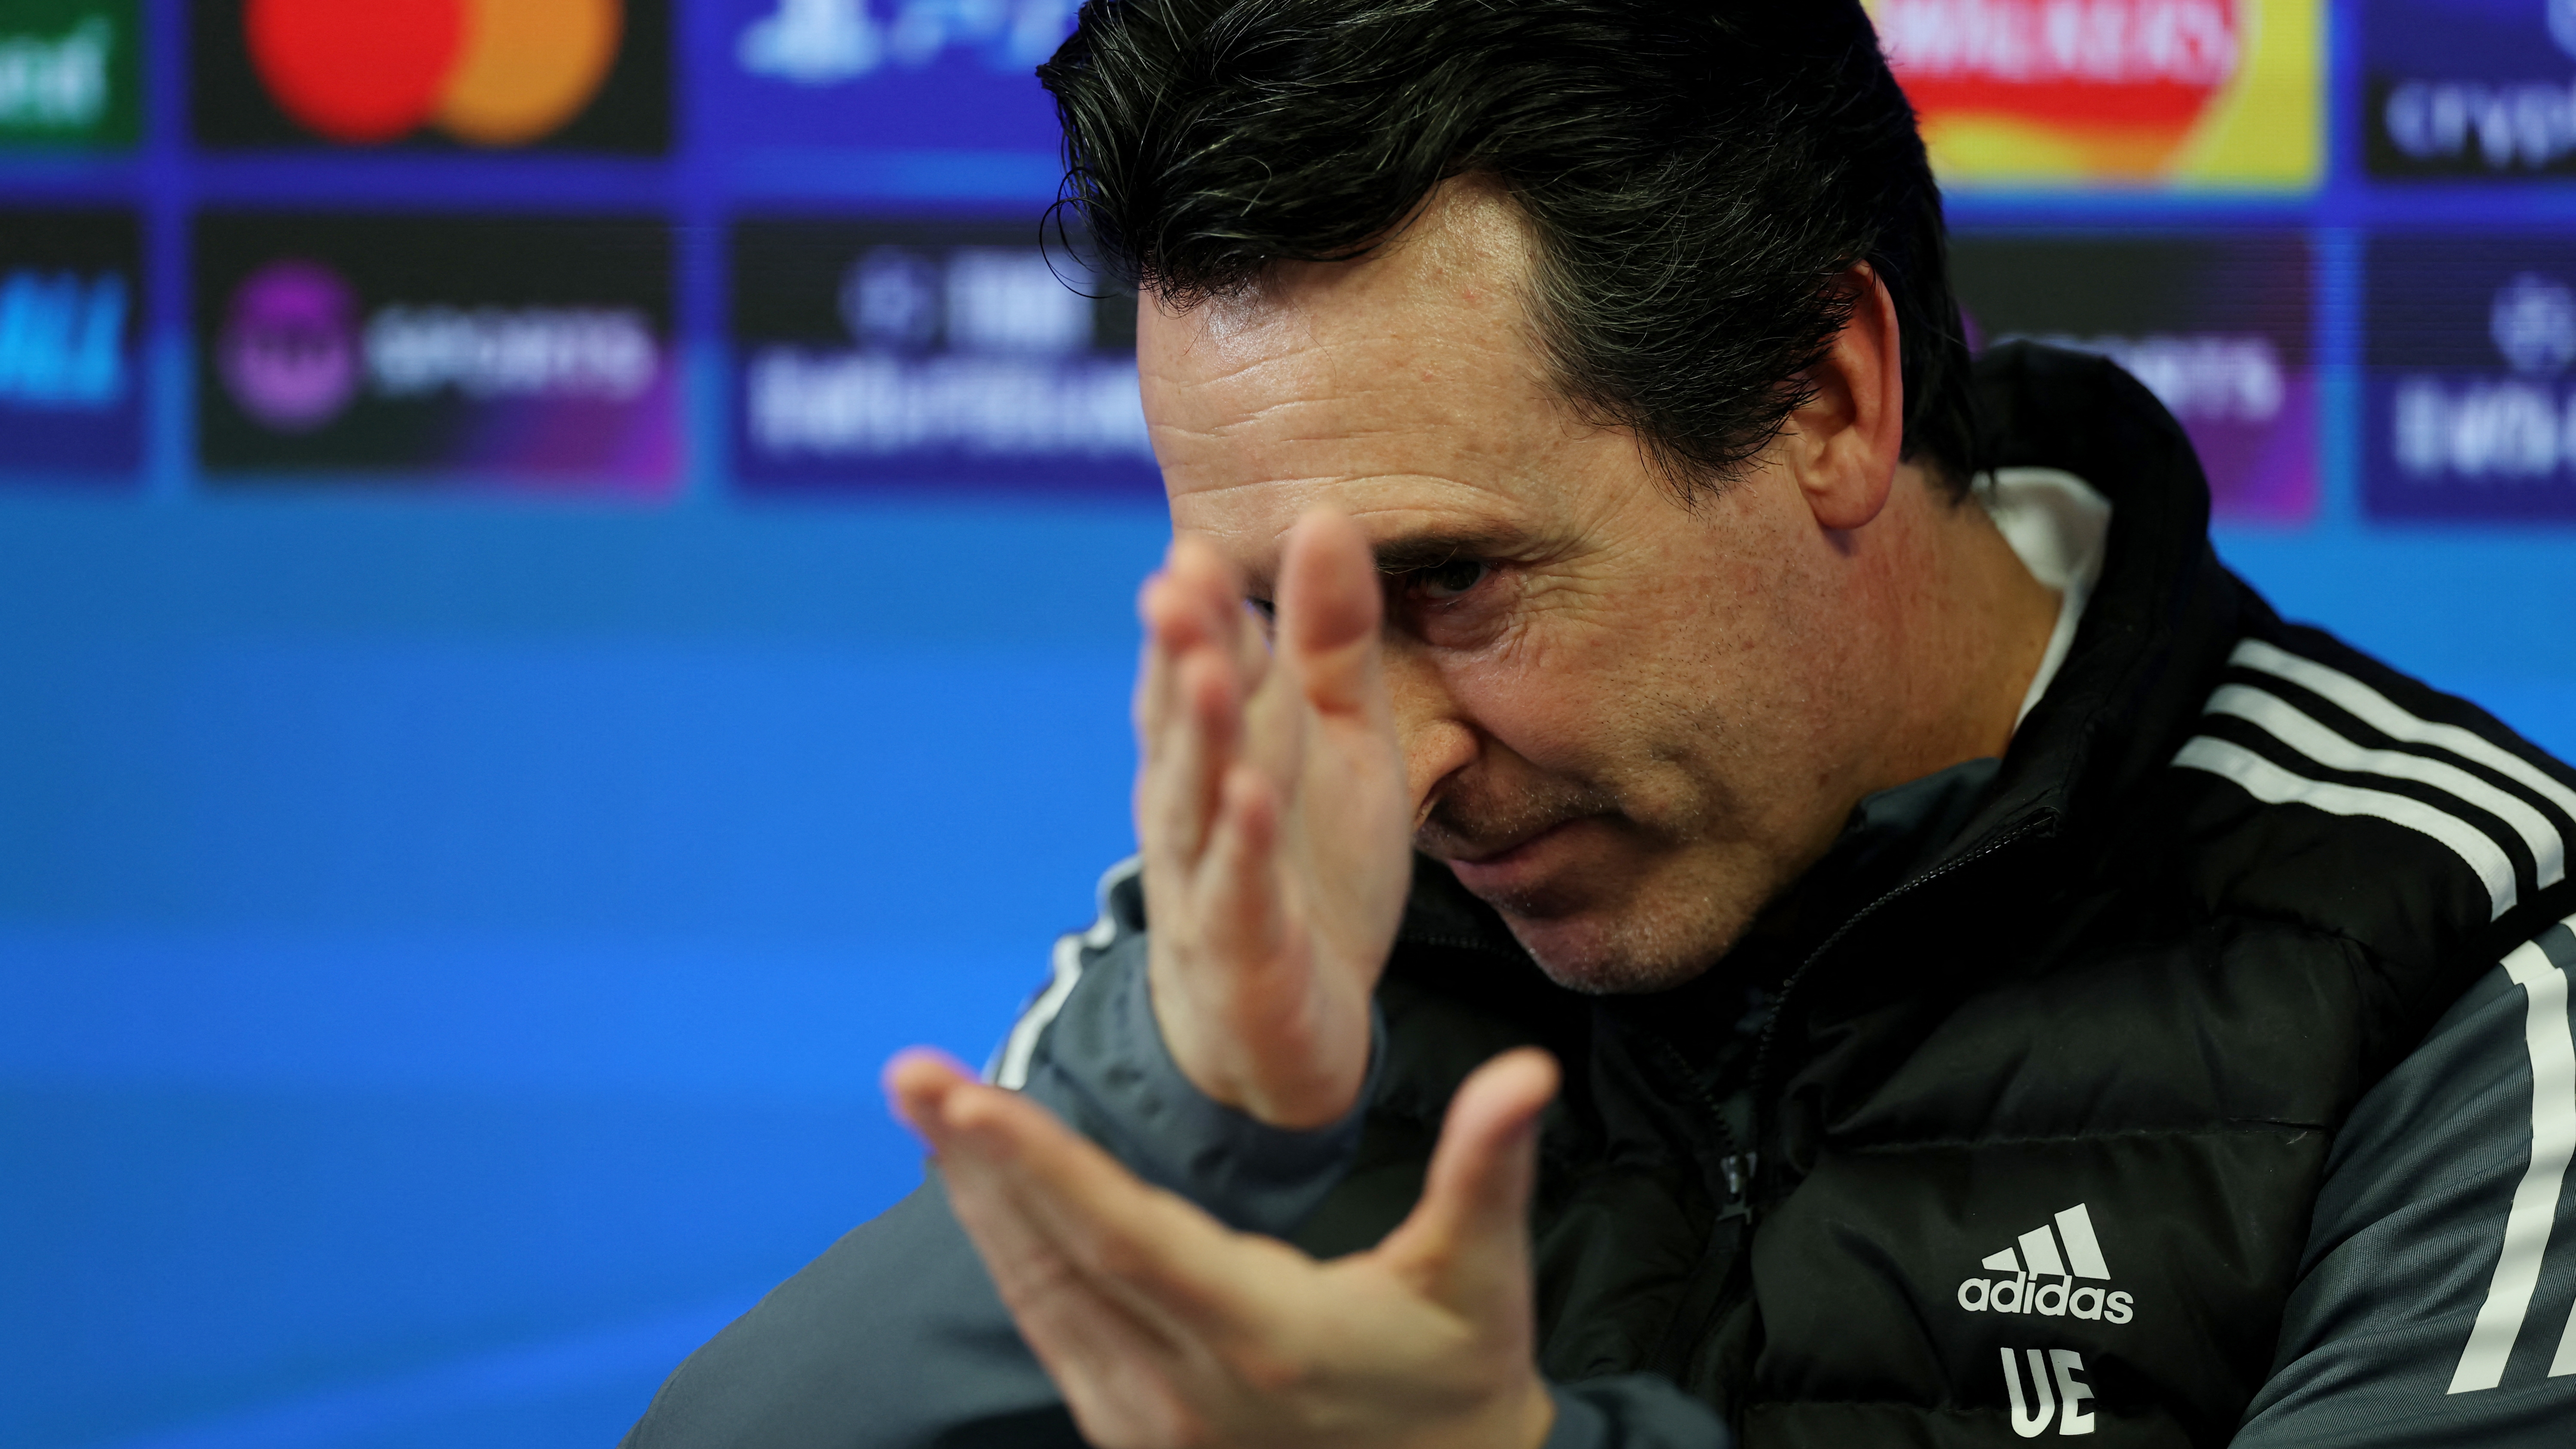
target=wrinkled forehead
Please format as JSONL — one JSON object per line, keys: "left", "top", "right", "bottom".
{"left": 1135, "top": 183, "right": 1579, "bottom": 588}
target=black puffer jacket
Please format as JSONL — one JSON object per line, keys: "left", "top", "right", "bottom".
{"left": 624, "top": 345, "right": 2576, "bottom": 1448}
{"left": 1276, "top": 343, "right": 2576, "bottom": 1443}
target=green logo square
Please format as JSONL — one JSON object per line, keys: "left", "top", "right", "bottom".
{"left": 0, "top": 0, "right": 140, "bottom": 147}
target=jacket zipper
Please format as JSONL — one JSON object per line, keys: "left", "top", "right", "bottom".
{"left": 1747, "top": 813, "right": 2052, "bottom": 1104}
{"left": 1639, "top": 1032, "right": 1758, "bottom": 1221}
{"left": 1640, "top": 815, "right": 2054, "bottom": 1388}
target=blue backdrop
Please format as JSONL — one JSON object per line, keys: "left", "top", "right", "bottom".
{"left": 6, "top": 3, "right": 2576, "bottom": 1446}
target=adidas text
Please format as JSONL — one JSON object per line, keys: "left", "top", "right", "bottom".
{"left": 1959, "top": 1203, "right": 2136, "bottom": 1325}
{"left": 1959, "top": 1276, "right": 2134, "bottom": 1323}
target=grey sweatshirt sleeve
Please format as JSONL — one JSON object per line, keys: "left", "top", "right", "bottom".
{"left": 2234, "top": 916, "right": 2576, "bottom": 1448}
{"left": 1011, "top": 878, "right": 1385, "bottom": 1235}
{"left": 623, "top": 861, "right": 1381, "bottom": 1447}
{"left": 620, "top": 1176, "right": 1081, "bottom": 1449}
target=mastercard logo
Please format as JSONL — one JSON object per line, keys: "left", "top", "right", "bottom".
{"left": 243, "top": 0, "right": 623, "bottom": 147}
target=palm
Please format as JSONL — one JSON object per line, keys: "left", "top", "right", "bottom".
{"left": 1137, "top": 509, "right": 1413, "bottom": 1129}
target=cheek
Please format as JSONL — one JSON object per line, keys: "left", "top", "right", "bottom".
{"left": 1528, "top": 572, "right": 1734, "bottom": 710}
{"left": 1443, "top": 602, "right": 1696, "bottom": 776}
{"left": 1465, "top": 567, "right": 1827, "bottom": 806}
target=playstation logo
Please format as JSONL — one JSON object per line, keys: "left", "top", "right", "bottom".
{"left": 739, "top": 0, "right": 883, "bottom": 85}
{"left": 739, "top": 0, "right": 1077, "bottom": 84}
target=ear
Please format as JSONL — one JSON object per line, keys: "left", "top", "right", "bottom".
{"left": 1780, "top": 264, "right": 1906, "bottom": 533}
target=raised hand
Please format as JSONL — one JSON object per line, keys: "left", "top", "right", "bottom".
{"left": 888, "top": 1045, "right": 1562, "bottom": 1449}
{"left": 1133, "top": 507, "right": 1414, "bottom": 1129}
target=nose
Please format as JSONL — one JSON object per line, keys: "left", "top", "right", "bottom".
{"left": 1383, "top": 640, "right": 1478, "bottom": 828}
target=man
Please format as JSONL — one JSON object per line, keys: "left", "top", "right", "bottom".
{"left": 629, "top": 2, "right": 2576, "bottom": 1445}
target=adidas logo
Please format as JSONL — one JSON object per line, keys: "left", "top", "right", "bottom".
{"left": 1956, "top": 1203, "right": 2136, "bottom": 1325}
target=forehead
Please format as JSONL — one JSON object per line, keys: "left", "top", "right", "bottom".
{"left": 1137, "top": 184, "right": 1592, "bottom": 580}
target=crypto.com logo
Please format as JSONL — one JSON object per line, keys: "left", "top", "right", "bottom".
{"left": 2382, "top": 2, "right": 2576, "bottom": 172}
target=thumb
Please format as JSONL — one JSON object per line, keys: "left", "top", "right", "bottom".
{"left": 1276, "top": 505, "right": 1386, "bottom": 720}
{"left": 1376, "top": 1048, "right": 1558, "bottom": 1313}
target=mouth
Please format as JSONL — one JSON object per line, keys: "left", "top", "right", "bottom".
{"left": 1437, "top": 817, "right": 1595, "bottom": 901}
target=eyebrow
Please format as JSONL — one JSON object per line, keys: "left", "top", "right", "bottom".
{"left": 1381, "top": 516, "right": 1535, "bottom": 567}
{"left": 1241, "top": 525, "right": 1531, "bottom": 601}
{"left": 1371, "top": 532, "right": 1514, "bottom": 574}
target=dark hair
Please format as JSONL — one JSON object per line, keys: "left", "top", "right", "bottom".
{"left": 1038, "top": 0, "right": 1980, "bottom": 495}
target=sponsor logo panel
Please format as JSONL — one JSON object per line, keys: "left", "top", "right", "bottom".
{"left": 1868, "top": 0, "right": 2321, "bottom": 190}
{"left": 2363, "top": 0, "right": 2576, "bottom": 178}
{"left": 729, "top": 217, "right": 1156, "bottom": 495}
{"left": 1951, "top": 231, "right": 2316, "bottom": 522}
{"left": 195, "top": 212, "right": 677, "bottom": 489}
{"left": 0, "top": 0, "right": 138, "bottom": 146}
{"left": 2364, "top": 234, "right": 2576, "bottom": 519}
{"left": 708, "top": 0, "right": 1071, "bottom": 154}
{"left": 0, "top": 207, "right": 142, "bottom": 480}
{"left": 190, "top": 0, "right": 668, "bottom": 152}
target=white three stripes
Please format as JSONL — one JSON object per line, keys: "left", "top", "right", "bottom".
{"left": 2174, "top": 737, "right": 2521, "bottom": 919}
{"left": 989, "top": 857, "right": 1139, "bottom": 1091}
{"left": 2235, "top": 640, "right": 2576, "bottom": 827}
{"left": 2174, "top": 640, "right": 2576, "bottom": 922}
{"left": 2205, "top": 685, "right": 2567, "bottom": 891}
{"left": 2449, "top": 923, "right": 2576, "bottom": 1392}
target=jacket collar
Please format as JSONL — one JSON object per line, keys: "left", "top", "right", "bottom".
{"left": 1939, "top": 341, "right": 2243, "bottom": 873}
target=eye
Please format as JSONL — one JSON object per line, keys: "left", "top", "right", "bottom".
{"left": 1411, "top": 558, "right": 1490, "bottom": 601}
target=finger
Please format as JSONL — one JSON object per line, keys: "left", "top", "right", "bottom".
{"left": 1135, "top": 555, "right": 1227, "bottom": 748}
{"left": 888, "top": 1048, "right": 1212, "bottom": 1342}
{"left": 946, "top": 1179, "right": 1219, "bottom": 1449}
{"left": 1199, "top": 761, "right": 1286, "bottom": 963}
{"left": 1138, "top": 572, "right": 1247, "bottom": 877}
{"left": 1235, "top": 586, "right": 1307, "bottom": 815}
{"left": 891, "top": 1055, "right": 1215, "bottom": 1444}
{"left": 997, "top": 1250, "right": 1207, "bottom": 1449}
{"left": 1164, "top": 535, "right": 1248, "bottom": 656}
{"left": 1175, "top": 645, "right": 1247, "bottom": 866}
{"left": 891, "top": 1049, "right": 1270, "bottom": 1336}
{"left": 1196, "top": 762, "right": 1356, "bottom": 1130}
{"left": 1176, "top": 535, "right": 1270, "bottom": 705}
{"left": 1375, "top": 1048, "right": 1558, "bottom": 1310}
{"left": 1131, "top": 577, "right": 1171, "bottom": 745}
{"left": 1135, "top": 535, "right": 1249, "bottom": 746}
{"left": 1276, "top": 506, "right": 1388, "bottom": 722}
{"left": 1132, "top": 567, "right": 1194, "bottom": 855}
{"left": 884, "top": 1045, "right": 984, "bottom": 1148}
{"left": 944, "top": 1148, "right": 1204, "bottom": 1415}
